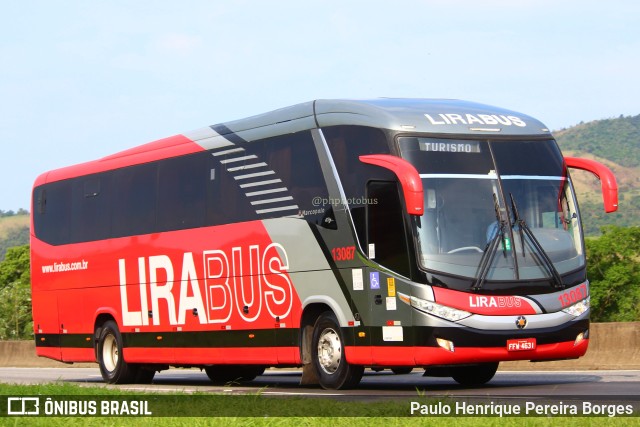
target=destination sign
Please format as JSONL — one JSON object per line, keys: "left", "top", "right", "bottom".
{"left": 419, "top": 140, "right": 481, "bottom": 153}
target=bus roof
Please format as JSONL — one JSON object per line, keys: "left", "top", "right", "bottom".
{"left": 34, "top": 99, "right": 552, "bottom": 186}
{"left": 212, "top": 98, "right": 551, "bottom": 140}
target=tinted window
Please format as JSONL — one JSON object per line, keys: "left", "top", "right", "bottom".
{"left": 210, "top": 130, "right": 330, "bottom": 227}
{"left": 399, "top": 137, "right": 493, "bottom": 174}
{"left": 111, "top": 163, "right": 157, "bottom": 238}
{"left": 323, "top": 126, "right": 392, "bottom": 242}
{"left": 366, "top": 181, "right": 410, "bottom": 276}
{"left": 70, "top": 175, "right": 112, "bottom": 242}
{"left": 157, "top": 153, "right": 207, "bottom": 231}
{"left": 491, "top": 139, "right": 564, "bottom": 176}
{"left": 33, "top": 130, "right": 332, "bottom": 245}
{"left": 206, "top": 148, "right": 257, "bottom": 226}
{"left": 33, "top": 181, "right": 71, "bottom": 245}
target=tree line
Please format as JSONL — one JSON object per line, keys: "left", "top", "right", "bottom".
{"left": 0, "top": 209, "right": 29, "bottom": 218}
{"left": 0, "top": 226, "right": 638, "bottom": 340}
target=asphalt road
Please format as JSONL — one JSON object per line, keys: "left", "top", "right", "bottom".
{"left": 1, "top": 367, "right": 639, "bottom": 401}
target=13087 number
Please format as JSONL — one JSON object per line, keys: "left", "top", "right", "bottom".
{"left": 558, "top": 283, "right": 588, "bottom": 308}
{"left": 331, "top": 246, "right": 356, "bottom": 262}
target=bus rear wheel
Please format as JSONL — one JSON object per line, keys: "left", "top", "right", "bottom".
{"left": 450, "top": 362, "right": 499, "bottom": 386}
{"left": 97, "top": 320, "right": 138, "bottom": 384}
{"left": 135, "top": 368, "right": 156, "bottom": 384}
{"left": 311, "top": 312, "right": 363, "bottom": 389}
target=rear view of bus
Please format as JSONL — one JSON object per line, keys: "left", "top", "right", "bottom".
{"left": 30, "top": 99, "right": 617, "bottom": 389}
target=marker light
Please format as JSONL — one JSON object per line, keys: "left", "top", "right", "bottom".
{"left": 562, "top": 297, "right": 590, "bottom": 317}
{"left": 398, "top": 292, "right": 471, "bottom": 322}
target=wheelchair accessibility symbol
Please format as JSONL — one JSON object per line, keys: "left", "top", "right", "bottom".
{"left": 370, "top": 272, "right": 380, "bottom": 290}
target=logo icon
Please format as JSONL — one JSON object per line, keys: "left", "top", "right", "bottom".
{"left": 7, "top": 397, "right": 40, "bottom": 415}
{"left": 515, "top": 316, "right": 527, "bottom": 329}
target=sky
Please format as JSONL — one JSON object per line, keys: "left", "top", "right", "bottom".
{"left": 1, "top": 1, "right": 639, "bottom": 211}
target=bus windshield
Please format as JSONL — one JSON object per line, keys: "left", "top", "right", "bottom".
{"left": 398, "top": 137, "right": 584, "bottom": 283}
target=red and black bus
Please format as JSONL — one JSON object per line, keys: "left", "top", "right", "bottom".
{"left": 31, "top": 99, "right": 617, "bottom": 389}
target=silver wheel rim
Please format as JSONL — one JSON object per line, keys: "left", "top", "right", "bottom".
{"left": 102, "top": 334, "right": 118, "bottom": 373}
{"left": 317, "top": 327, "right": 342, "bottom": 374}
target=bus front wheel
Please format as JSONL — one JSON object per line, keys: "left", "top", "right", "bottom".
{"left": 450, "top": 362, "right": 499, "bottom": 386}
{"left": 311, "top": 311, "right": 363, "bottom": 389}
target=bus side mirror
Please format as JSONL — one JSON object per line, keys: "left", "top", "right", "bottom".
{"left": 359, "top": 154, "right": 424, "bottom": 216}
{"left": 565, "top": 157, "right": 618, "bottom": 213}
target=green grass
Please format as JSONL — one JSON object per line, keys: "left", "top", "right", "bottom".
{"left": 0, "top": 383, "right": 639, "bottom": 426}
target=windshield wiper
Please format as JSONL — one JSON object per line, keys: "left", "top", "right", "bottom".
{"left": 472, "top": 193, "right": 507, "bottom": 291}
{"left": 509, "top": 193, "right": 564, "bottom": 289}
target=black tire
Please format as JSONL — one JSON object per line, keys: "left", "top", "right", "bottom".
{"left": 450, "top": 362, "right": 499, "bottom": 386}
{"left": 391, "top": 367, "right": 413, "bottom": 375}
{"left": 311, "top": 311, "right": 364, "bottom": 389}
{"left": 96, "top": 320, "right": 138, "bottom": 384}
{"left": 204, "top": 365, "right": 265, "bottom": 384}
{"left": 135, "top": 368, "right": 156, "bottom": 384}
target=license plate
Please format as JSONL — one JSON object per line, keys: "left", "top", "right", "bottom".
{"left": 507, "top": 338, "right": 536, "bottom": 351}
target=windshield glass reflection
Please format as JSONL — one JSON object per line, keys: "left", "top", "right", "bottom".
{"left": 399, "top": 137, "right": 584, "bottom": 282}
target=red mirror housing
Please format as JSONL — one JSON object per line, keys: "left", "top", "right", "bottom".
{"left": 565, "top": 157, "right": 618, "bottom": 213}
{"left": 359, "top": 154, "right": 424, "bottom": 216}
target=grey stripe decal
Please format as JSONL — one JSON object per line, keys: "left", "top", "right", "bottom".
{"left": 227, "top": 162, "right": 268, "bottom": 172}
{"left": 256, "top": 205, "right": 299, "bottom": 214}
{"left": 221, "top": 155, "right": 258, "bottom": 164}
{"left": 212, "top": 147, "right": 244, "bottom": 156}
{"left": 240, "top": 179, "right": 283, "bottom": 188}
{"left": 211, "top": 123, "right": 248, "bottom": 146}
{"left": 250, "top": 196, "right": 294, "bottom": 206}
{"left": 202, "top": 129, "right": 300, "bottom": 217}
{"left": 234, "top": 170, "right": 276, "bottom": 180}
{"left": 246, "top": 188, "right": 288, "bottom": 197}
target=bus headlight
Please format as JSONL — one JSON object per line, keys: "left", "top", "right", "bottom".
{"left": 398, "top": 292, "right": 471, "bottom": 322}
{"left": 562, "top": 297, "right": 590, "bottom": 317}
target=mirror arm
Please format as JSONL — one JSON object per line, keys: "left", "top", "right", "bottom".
{"left": 565, "top": 157, "right": 618, "bottom": 213}
{"left": 359, "top": 154, "right": 424, "bottom": 216}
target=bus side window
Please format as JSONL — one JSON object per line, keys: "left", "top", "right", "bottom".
{"left": 366, "top": 181, "right": 410, "bottom": 277}
{"left": 33, "top": 182, "right": 71, "bottom": 245}
{"left": 71, "top": 175, "right": 111, "bottom": 242}
{"left": 111, "top": 163, "right": 157, "bottom": 238}
{"left": 157, "top": 153, "right": 206, "bottom": 231}
{"left": 241, "top": 130, "right": 332, "bottom": 227}
{"left": 206, "top": 147, "right": 259, "bottom": 226}
{"left": 324, "top": 126, "right": 392, "bottom": 243}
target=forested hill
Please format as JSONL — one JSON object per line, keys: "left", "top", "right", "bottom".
{"left": 0, "top": 211, "right": 29, "bottom": 261}
{"left": 555, "top": 114, "right": 640, "bottom": 235}
{"left": 555, "top": 114, "right": 640, "bottom": 167}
